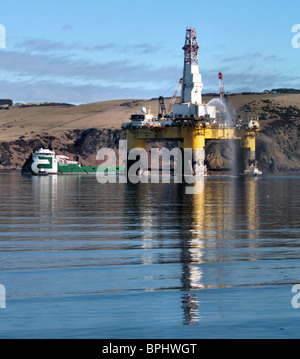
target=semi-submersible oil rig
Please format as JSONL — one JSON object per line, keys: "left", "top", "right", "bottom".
{"left": 122, "top": 28, "right": 262, "bottom": 177}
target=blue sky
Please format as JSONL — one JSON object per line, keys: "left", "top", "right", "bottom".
{"left": 0, "top": 0, "right": 299, "bottom": 104}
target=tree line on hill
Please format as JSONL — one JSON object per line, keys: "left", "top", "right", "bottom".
{"left": 264, "top": 88, "right": 300, "bottom": 94}
{"left": 241, "top": 88, "right": 300, "bottom": 95}
{"left": 204, "top": 88, "right": 300, "bottom": 96}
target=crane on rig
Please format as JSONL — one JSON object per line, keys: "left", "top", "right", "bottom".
{"left": 158, "top": 96, "right": 166, "bottom": 116}
{"left": 168, "top": 77, "right": 183, "bottom": 113}
{"left": 159, "top": 78, "right": 183, "bottom": 116}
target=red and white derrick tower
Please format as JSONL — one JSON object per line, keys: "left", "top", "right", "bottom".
{"left": 180, "top": 28, "right": 203, "bottom": 106}
{"left": 172, "top": 28, "right": 216, "bottom": 119}
{"left": 183, "top": 28, "right": 199, "bottom": 66}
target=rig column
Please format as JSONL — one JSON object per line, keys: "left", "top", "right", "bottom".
{"left": 241, "top": 131, "right": 256, "bottom": 173}
{"left": 126, "top": 130, "right": 147, "bottom": 177}
{"left": 192, "top": 129, "right": 205, "bottom": 177}
{"left": 180, "top": 128, "right": 205, "bottom": 177}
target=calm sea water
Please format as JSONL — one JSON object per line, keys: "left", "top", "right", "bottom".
{"left": 0, "top": 173, "right": 300, "bottom": 338}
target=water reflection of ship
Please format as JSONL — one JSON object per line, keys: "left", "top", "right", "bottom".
{"left": 31, "top": 175, "right": 89, "bottom": 218}
{"left": 32, "top": 174, "right": 59, "bottom": 218}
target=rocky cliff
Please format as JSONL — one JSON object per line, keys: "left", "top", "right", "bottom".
{"left": 0, "top": 94, "right": 300, "bottom": 173}
{"left": 0, "top": 128, "right": 126, "bottom": 170}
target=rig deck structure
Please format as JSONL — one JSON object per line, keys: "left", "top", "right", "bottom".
{"left": 123, "top": 28, "right": 261, "bottom": 178}
{"left": 126, "top": 120, "right": 259, "bottom": 175}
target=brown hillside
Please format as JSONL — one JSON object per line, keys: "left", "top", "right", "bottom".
{"left": 0, "top": 93, "right": 300, "bottom": 172}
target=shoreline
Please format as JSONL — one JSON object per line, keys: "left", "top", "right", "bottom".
{"left": 2, "top": 168, "right": 300, "bottom": 177}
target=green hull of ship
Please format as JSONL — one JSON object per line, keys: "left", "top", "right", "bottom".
{"left": 57, "top": 164, "right": 124, "bottom": 175}
{"left": 21, "top": 156, "right": 124, "bottom": 175}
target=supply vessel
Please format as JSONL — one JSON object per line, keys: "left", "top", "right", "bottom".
{"left": 21, "top": 148, "right": 123, "bottom": 175}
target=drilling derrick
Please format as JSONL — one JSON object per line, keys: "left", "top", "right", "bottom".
{"left": 173, "top": 28, "right": 215, "bottom": 118}
{"left": 183, "top": 28, "right": 199, "bottom": 65}
{"left": 180, "top": 28, "right": 203, "bottom": 105}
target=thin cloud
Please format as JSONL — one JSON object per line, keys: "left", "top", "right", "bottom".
{"left": 1, "top": 67, "right": 298, "bottom": 104}
{"left": 3, "top": 37, "right": 295, "bottom": 104}
{"left": 17, "top": 37, "right": 162, "bottom": 56}
{"left": 0, "top": 79, "right": 160, "bottom": 104}
{"left": 61, "top": 25, "right": 72, "bottom": 31}
{"left": 85, "top": 43, "right": 118, "bottom": 51}
{"left": 202, "top": 68, "right": 299, "bottom": 93}
{"left": 0, "top": 49, "right": 180, "bottom": 85}
{"left": 221, "top": 52, "right": 263, "bottom": 63}
{"left": 16, "top": 38, "right": 78, "bottom": 53}
{"left": 120, "top": 43, "right": 160, "bottom": 54}
{"left": 220, "top": 52, "right": 283, "bottom": 64}
{"left": 85, "top": 42, "right": 160, "bottom": 54}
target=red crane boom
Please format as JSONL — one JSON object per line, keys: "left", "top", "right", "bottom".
{"left": 219, "top": 72, "right": 224, "bottom": 101}
{"left": 168, "top": 77, "right": 183, "bottom": 113}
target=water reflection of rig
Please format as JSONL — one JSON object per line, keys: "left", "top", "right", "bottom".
{"left": 122, "top": 28, "right": 262, "bottom": 176}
